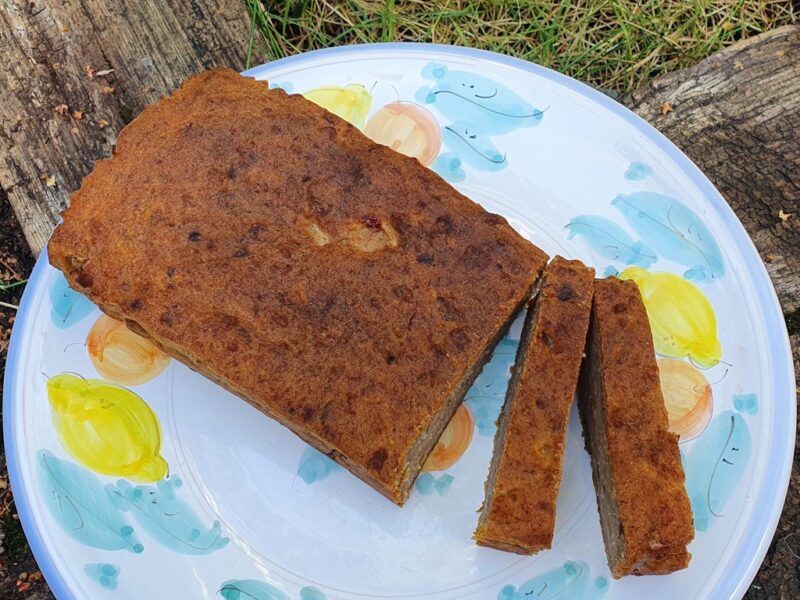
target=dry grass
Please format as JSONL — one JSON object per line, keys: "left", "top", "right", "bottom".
{"left": 245, "top": 0, "right": 795, "bottom": 94}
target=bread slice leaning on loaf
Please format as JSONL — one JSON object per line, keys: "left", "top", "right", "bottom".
{"left": 578, "top": 277, "right": 694, "bottom": 576}
{"left": 475, "top": 256, "right": 594, "bottom": 553}
{"left": 48, "top": 68, "right": 549, "bottom": 505}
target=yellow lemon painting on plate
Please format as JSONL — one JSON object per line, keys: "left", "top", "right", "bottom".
{"left": 620, "top": 266, "right": 722, "bottom": 368}
{"left": 87, "top": 314, "right": 170, "bottom": 386}
{"left": 424, "top": 404, "right": 474, "bottom": 472}
{"left": 302, "top": 84, "right": 372, "bottom": 129}
{"left": 658, "top": 358, "right": 713, "bottom": 441}
{"left": 47, "top": 373, "right": 168, "bottom": 482}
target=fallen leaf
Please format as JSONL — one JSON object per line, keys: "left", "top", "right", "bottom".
{"left": 40, "top": 174, "right": 56, "bottom": 187}
{"left": 96, "top": 68, "right": 114, "bottom": 77}
{"left": 61, "top": 25, "right": 69, "bottom": 33}
{"left": 765, "top": 253, "right": 777, "bottom": 263}
{"left": 778, "top": 210, "right": 793, "bottom": 222}
{"left": 101, "top": 85, "right": 114, "bottom": 94}
{"left": 776, "top": 49, "right": 786, "bottom": 57}
{"left": 54, "top": 103, "right": 68, "bottom": 115}
{"left": 98, "top": 119, "right": 109, "bottom": 129}
{"left": 71, "top": 126, "right": 79, "bottom": 134}
{"left": 660, "top": 102, "right": 674, "bottom": 115}
{"left": 72, "top": 110, "right": 83, "bottom": 120}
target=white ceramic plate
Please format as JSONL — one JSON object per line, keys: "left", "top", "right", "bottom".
{"left": 5, "top": 44, "right": 795, "bottom": 600}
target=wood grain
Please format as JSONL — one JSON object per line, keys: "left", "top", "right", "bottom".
{"left": 0, "top": 0, "right": 260, "bottom": 254}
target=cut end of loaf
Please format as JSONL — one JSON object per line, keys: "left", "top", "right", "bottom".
{"left": 579, "top": 317, "right": 628, "bottom": 574}
{"left": 404, "top": 277, "right": 540, "bottom": 504}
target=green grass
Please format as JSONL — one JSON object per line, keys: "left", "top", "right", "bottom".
{"left": 245, "top": 0, "right": 795, "bottom": 94}
{"left": 0, "top": 279, "right": 26, "bottom": 292}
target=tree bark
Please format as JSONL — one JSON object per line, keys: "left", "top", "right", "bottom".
{"left": 0, "top": 0, "right": 260, "bottom": 254}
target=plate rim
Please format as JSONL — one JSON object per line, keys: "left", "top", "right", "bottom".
{"left": 4, "top": 252, "right": 78, "bottom": 599}
{"left": 5, "top": 42, "right": 795, "bottom": 600}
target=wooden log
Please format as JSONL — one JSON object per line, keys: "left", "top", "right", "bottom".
{"left": 0, "top": 0, "right": 260, "bottom": 254}
{"left": 622, "top": 25, "right": 800, "bottom": 316}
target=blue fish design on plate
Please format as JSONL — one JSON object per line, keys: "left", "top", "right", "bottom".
{"left": 297, "top": 446, "right": 343, "bottom": 484}
{"left": 624, "top": 161, "right": 653, "bottom": 181}
{"left": 499, "top": 561, "right": 609, "bottom": 600}
{"left": 109, "top": 477, "right": 229, "bottom": 555}
{"left": 684, "top": 410, "right": 752, "bottom": 531}
{"left": 37, "top": 450, "right": 143, "bottom": 553}
{"left": 49, "top": 272, "right": 95, "bottom": 328}
{"left": 612, "top": 191, "right": 724, "bottom": 282}
{"left": 84, "top": 563, "right": 120, "bottom": 591}
{"left": 417, "top": 62, "right": 544, "bottom": 180}
{"left": 565, "top": 215, "right": 657, "bottom": 268}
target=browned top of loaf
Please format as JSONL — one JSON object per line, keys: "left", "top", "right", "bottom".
{"left": 593, "top": 277, "right": 694, "bottom": 568}
{"left": 48, "top": 68, "right": 548, "bottom": 504}
{"left": 477, "top": 256, "right": 594, "bottom": 552}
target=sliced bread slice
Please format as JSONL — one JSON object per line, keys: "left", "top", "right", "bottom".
{"left": 578, "top": 277, "right": 694, "bottom": 576}
{"left": 475, "top": 256, "right": 594, "bottom": 553}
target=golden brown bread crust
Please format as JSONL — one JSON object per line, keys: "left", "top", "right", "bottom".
{"left": 47, "top": 68, "right": 548, "bottom": 505}
{"left": 474, "top": 256, "right": 594, "bottom": 553}
{"left": 578, "top": 277, "right": 694, "bottom": 577}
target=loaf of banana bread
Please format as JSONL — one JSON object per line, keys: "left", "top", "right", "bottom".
{"left": 48, "top": 68, "right": 548, "bottom": 505}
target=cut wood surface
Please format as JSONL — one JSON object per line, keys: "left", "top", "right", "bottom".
{"left": 0, "top": 0, "right": 260, "bottom": 254}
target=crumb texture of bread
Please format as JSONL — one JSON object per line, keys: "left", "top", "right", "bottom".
{"left": 47, "top": 68, "right": 548, "bottom": 505}
{"left": 475, "top": 256, "right": 594, "bottom": 553}
{"left": 578, "top": 277, "right": 694, "bottom": 577}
